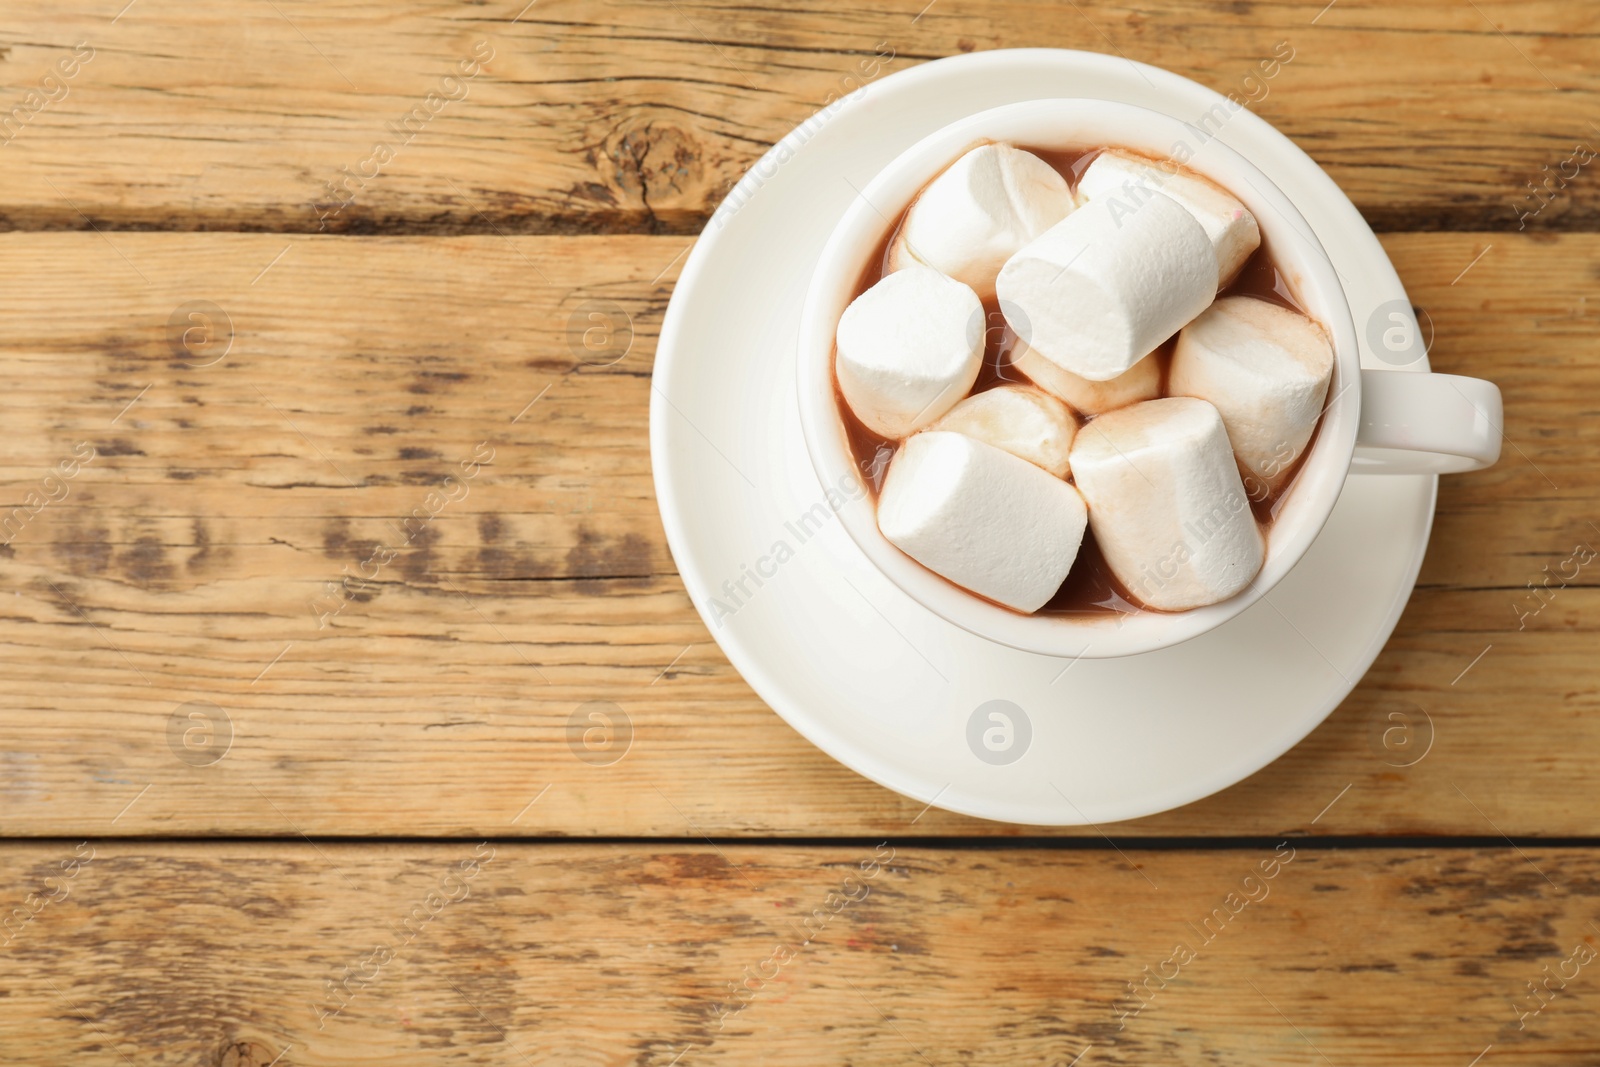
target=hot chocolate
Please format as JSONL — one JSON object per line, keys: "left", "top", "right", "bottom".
{"left": 833, "top": 142, "right": 1335, "bottom": 617}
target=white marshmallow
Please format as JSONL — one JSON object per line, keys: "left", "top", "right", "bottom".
{"left": 929, "top": 384, "right": 1078, "bottom": 478}
{"left": 1069, "top": 397, "right": 1264, "bottom": 611}
{"left": 836, "top": 265, "right": 984, "bottom": 439}
{"left": 1170, "top": 296, "right": 1334, "bottom": 492}
{"left": 888, "top": 144, "right": 1075, "bottom": 299}
{"left": 879, "top": 431, "right": 1087, "bottom": 613}
{"left": 996, "top": 192, "right": 1217, "bottom": 382}
{"left": 1011, "top": 339, "right": 1160, "bottom": 415}
{"left": 1076, "top": 149, "right": 1261, "bottom": 286}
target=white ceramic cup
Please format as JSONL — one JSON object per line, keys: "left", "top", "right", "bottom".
{"left": 796, "top": 99, "right": 1503, "bottom": 659}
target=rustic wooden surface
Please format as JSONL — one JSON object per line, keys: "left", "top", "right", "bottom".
{"left": 0, "top": 231, "right": 1591, "bottom": 839}
{"left": 0, "top": 1, "right": 1597, "bottom": 234}
{"left": 1, "top": 0, "right": 1596, "bottom": 1062}
{"left": 4, "top": 843, "right": 1600, "bottom": 1065}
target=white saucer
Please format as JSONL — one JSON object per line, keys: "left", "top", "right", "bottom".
{"left": 651, "top": 49, "right": 1436, "bottom": 826}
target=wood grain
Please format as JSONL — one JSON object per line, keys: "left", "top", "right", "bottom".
{"left": 0, "top": 230, "right": 1591, "bottom": 837}
{"left": 1, "top": 3, "right": 1594, "bottom": 1063}
{"left": 2, "top": 842, "right": 1598, "bottom": 1065}
{"left": 0, "top": 1, "right": 1594, "bottom": 234}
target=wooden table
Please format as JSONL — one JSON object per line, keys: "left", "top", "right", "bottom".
{"left": 0, "top": 2, "right": 1595, "bottom": 1063}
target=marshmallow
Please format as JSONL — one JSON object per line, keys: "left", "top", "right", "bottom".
{"left": 1076, "top": 149, "right": 1261, "bottom": 286}
{"left": 836, "top": 265, "right": 984, "bottom": 438}
{"left": 996, "top": 192, "right": 1217, "bottom": 382}
{"left": 1169, "top": 296, "right": 1334, "bottom": 492}
{"left": 1011, "top": 339, "right": 1161, "bottom": 415}
{"left": 879, "top": 431, "right": 1087, "bottom": 613}
{"left": 1069, "top": 397, "right": 1263, "bottom": 611}
{"left": 929, "top": 384, "right": 1078, "bottom": 478}
{"left": 887, "top": 144, "right": 1075, "bottom": 299}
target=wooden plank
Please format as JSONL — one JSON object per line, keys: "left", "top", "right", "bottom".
{"left": 0, "top": 842, "right": 1597, "bottom": 1064}
{"left": 0, "top": 1, "right": 1594, "bottom": 233}
{"left": 0, "top": 231, "right": 1593, "bottom": 838}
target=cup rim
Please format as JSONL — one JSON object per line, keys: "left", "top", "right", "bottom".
{"left": 796, "top": 98, "right": 1360, "bottom": 659}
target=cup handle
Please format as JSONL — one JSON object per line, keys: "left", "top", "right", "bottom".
{"left": 1351, "top": 369, "right": 1503, "bottom": 474}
